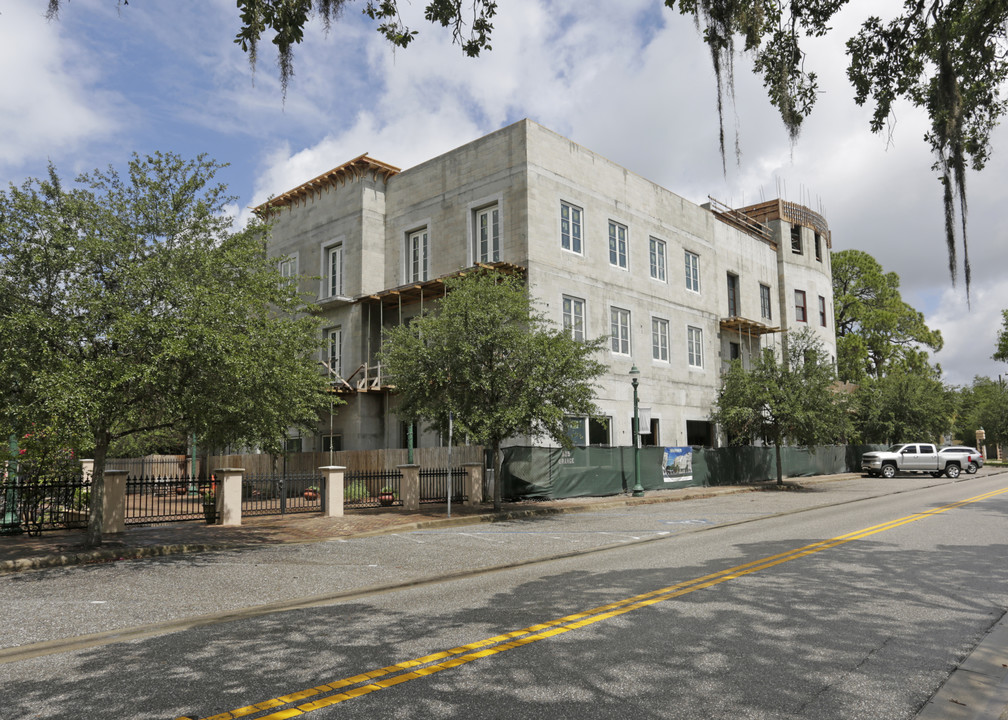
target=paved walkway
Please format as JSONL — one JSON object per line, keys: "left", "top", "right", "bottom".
{"left": 3, "top": 472, "right": 1006, "bottom": 718}
{"left": 0, "top": 482, "right": 745, "bottom": 573}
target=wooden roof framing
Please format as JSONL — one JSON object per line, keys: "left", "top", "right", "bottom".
{"left": 719, "top": 316, "right": 781, "bottom": 336}
{"left": 362, "top": 262, "right": 527, "bottom": 311}
{"left": 732, "top": 198, "right": 832, "bottom": 248}
{"left": 255, "top": 154, "right": 401, "bottom": 215}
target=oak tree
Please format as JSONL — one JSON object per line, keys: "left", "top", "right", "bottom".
{"left": 711, "top": 328, "right": 850, "bottom": 485}
{"left": 832, "top": 249, "right": 943, "bottom": 381}
{"left": 379, "top": 269, "right": 607, "bottom": 511}
{"left": 0, "top": 153, "right": 327, "bottom": 545}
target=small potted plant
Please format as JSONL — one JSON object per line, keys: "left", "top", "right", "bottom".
{"left": 378, "top": 486, "right": 397, "bottom": 506}
{"left": 201, "top": 490, "right": 216, "bottom": 524}
{"left": 303, "top": 485, "right": 319, "bottom": 501}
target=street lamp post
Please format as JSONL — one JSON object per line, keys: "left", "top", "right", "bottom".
{"left": 629, "top": 364, "right": 644, "bottom": 497}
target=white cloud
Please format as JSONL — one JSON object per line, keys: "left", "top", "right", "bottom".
{"left": 0, "top": 1, "right": 122, "bottom": 172}
{"left": 928, "top": 279, "right": 1008, "bottom": 386}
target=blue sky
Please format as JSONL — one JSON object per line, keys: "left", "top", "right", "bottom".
{"left": 3, "top": 0, "right": 1007, "bottom": 386}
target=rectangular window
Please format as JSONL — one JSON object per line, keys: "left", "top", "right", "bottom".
{"left": 651, "top": 317, "right": 669, "bottom": 361}
{"left": 608, "top": 221, "right": 628, "bottom": 269}
{"left": 791, "top": 225, "right": 802, "bottom": 254}
{"left": 589, "top": 417, "right": 610, "bottom": 446}
{"left": 649, "top": 237, "right": 666, "bottom": 281}
{"left": 819, "top": 295, "right": 827, "bottom": 327}
{"left": 563, "top": 416, "right": 587, "bottom": 446}
{"left": 285, "top": 436, "right": 302, "bottom": 453}
{"left": 321, "top": 434, "right": 343, "bottom": 452}
{"left": 560, "top": 202, "right": 582, "bottom": 254}
{"left": 278, "top": 256, "right": 296, "bottom": 281}
{"left": 474, "top": 204, "right": 500, "bottom": 263}
{"left": 610, "top": 307, "right": 631, "bottom": 355}
{"left": 684, "top": 251, "right": 700, "bottom": 292}
{"left": 727, "top": 273, "right": 740, "bottom": 317}
{"left": 687, "top": 326, "right": 703, "bottom": 368}
{"left": 562, "top": 295, "right": 585, "bottom": 342}
{"left": 327, "top": 243, "right": 343, "bottom": 297}
{"left": 323, "top": 326, "right": 342, "bottom": 376}
{"left": 407, "top": 228, "right": 429, "bottom": 282}
{"left": 795, "top": 290, "right": 807, "bottom": 323}
{"left": 729, "top": 341, "right": 740, "bottom": 361}
{"left": 814, "top": 232, "right": 822, "bottom": 262}
{"left": 759, "top": 283, "right": 772, "bottom": 320}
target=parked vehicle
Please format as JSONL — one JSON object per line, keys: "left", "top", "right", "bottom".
{"left": 862, "top": 443, "right": 969, "bottom": 479}
{"left": 939, "top": 446, "right": 984, "bottom": 474}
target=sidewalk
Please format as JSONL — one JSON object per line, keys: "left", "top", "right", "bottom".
{"left": 0, "top": 482, "right": 743, "bottom": 574}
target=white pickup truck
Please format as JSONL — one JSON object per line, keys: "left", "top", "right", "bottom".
{"left": 862, "top": 443, "right": 973, "bottom": 479}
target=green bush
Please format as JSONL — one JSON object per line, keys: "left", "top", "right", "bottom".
{"left": 344, "top": 480, "right": 368, "bottom": 501}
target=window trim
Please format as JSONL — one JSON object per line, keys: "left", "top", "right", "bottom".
{"left": 468, "top": 195, "right": 503, "bottom": 265}
{"left": 684, "top": 250, "right": 701, "bottom": 293}
{"left": 610, "top": 306, "right": 631, "bottom": 355}
{"left": 759, "top": 283, "right": 772, "bottom": 321}
{"left": 323, "top": 325, "right": 342, "bottom": 377}
{"left": 405, "top": 227, "right": 430, "bottom": 283}
{"left": 687, "top": 325, "right": 704, "bottom": 369}
{"left": 608, "top": 220, "right": 628, "bottom": 270}
{"left": 649, "top": 237, "right": 667, "bottom": 282}
{"left": 560, "top": 200, "right": 584, "bottom": 256}
{"left": 795, "top": 290, "right": 808, "bottom": 323}
{"left": 278, "top": 253, "right": 298, "bottom": 281}
{"left": 651, "top": 316, "right": 670, "bottom": 362}
{"left": 562, "top": 294, "right": 586, "bottom": 342}
{"left": 319, "top": 239, "right": 345, "bottom": 299}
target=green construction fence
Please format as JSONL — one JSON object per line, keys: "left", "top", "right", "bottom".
{"left": 499, "top": 445, "right": 885, "bottom": 500}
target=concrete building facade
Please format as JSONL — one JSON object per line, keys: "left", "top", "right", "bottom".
{"left": 260, "top": 120, "right": 837, "bottom": 452}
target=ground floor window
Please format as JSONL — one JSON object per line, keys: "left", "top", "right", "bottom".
{"left": 686, "top": 420, "right": 713, "bottom": 447}
{"left": 321, "top": 434, "right": 343, "bottom": 452}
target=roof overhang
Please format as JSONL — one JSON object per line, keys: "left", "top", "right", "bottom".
{"left": 255, "top": 154, "right": 401, "bottom": 215}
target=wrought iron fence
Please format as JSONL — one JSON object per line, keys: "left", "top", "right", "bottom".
{"left": 419, "top": 467, "right": 467, "bottom": 505}
{"left": 0, "top": 469, "right": 90, "bottom": 536}
{"left": 344, "top": 469, "right": 402, "bottom": 509}
{"left": 241, "top": 472, "right": 323, "bottom": 517}
{"left": 123, "top": 475, "right": 214, "bottom": 525}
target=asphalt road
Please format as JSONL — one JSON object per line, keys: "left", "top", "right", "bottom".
{"left": 2, "top": 470, "right": 1007, "bottom": 719}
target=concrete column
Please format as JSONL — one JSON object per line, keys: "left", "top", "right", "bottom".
{"left": 319, "top": 466, "right": 345, "bottom": 517}
{"left": 398, "top": 465, "right": 419, "bottom": 512}
{"left": 216, "top": 468, "right": 244, "bottom": 526}
{"left": 463, "top": 463, "right": 483, "bottom": 506}
{"left": 102, "top": 470, "right": 128, "bottom": 534}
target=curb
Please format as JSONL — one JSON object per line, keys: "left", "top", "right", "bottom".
{"left": 0, "top": 484, "right": 758, "bottom": 574}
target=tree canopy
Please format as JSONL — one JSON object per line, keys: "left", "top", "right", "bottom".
{"left": 832, "top": 248, "right": 943, "bottom": 382}
{"left": 711, "top": 328, "right": 850, "bottom": 484}
{"left": 954, "top": 375, "right": 1008, "bottom": 450}
{"left": 850, "top": 367, "right": 955, "bottom": 444}
{"left": 0, "top": 153, "right": 327, "bottom": 544}
{"left": 670, "top": 0, "right": 1008, "bottom": 301}
{"left": 379, "top": 269, "right": 607, "bottom": 511}
{"left": 995, "top": 309, "right": 1008, "bottom": 364}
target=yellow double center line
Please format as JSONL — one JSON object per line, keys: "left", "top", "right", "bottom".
{"left": 190, "top": 486, "right": 1008, "bottom": 720}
